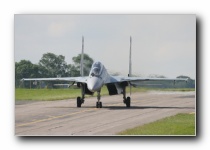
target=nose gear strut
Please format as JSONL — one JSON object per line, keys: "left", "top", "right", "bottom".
{"left": 96, "top": 90, "right": 102, "bottom": 108}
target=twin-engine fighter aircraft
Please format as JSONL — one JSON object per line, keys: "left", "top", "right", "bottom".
{"left": 21, "top": 37, "right": 188, "bottom": 108}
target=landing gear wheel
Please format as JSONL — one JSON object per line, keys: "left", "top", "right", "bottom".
{"left": 96, "top": 102, "right": 102, "bottom": 108}
{"left": 77, "top": 97, "right": 81, "bottom": 107}
{"left": 126, "top": 97, "right": 131, "bottom": 107}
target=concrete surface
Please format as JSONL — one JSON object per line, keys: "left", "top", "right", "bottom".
{"left": 15, "top": 91, "right": 195, "bottom": 136}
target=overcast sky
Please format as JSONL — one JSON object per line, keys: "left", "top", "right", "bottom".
{"left": 15, "top": 15, "right": 196, "bottom": 79}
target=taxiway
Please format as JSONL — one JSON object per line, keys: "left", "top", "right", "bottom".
{"left": 15, "top": 91, "right": 195, "bottom": 135}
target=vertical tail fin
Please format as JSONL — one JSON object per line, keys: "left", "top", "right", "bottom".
{"left": 129, "top": 36, "right": 132, "bottom": 77}
{"left": 129, "top": 36, "right": 132, "bottom": 96}
{"left": 80, "top": 36, "right": 84, "bottom": 77}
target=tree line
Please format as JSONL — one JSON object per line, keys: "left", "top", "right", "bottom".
{"left": 15, "top": 52, "right": 93, "bottom": 88}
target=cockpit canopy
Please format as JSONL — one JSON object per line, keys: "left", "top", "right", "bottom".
{"left": 90, "top": 62, "right": 103, "bottom": 77}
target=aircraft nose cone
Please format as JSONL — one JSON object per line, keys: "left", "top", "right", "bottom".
{"left": 87, "top": 77, "right": 103, "bottom": 92}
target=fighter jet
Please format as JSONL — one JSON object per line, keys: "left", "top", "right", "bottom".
{"left": 21, "top": 36, "right": 188, "bottom": 108}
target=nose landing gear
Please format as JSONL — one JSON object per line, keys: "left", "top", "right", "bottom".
{"left": 96, "top": 90, "right": 102, "bottom": 108}
{"left": 96, "top": 101, "right": 102, "bottom": 108}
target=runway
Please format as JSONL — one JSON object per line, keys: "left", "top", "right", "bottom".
{"left": 15, "top": 91, "right": 195, "bottom": 136}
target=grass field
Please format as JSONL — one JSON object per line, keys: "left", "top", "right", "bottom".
{"left": 118, "top": 113, "right": 195, "bottom": 135}
{"left": 15, "top": 87, "right": 108, "bottom": 101}
{"left": 15, "top": 87, "right": 195, "bottom": 101}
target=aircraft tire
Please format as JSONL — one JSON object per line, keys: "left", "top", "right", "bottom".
{"left": 96, "top": 102, "right": 102, "bottom": 108}
{"left": 96, "top": 102, "right": 99, "bottom": 108}
{"left": 77, "top": 97, "right": 81, "bottom": 107}
{"left": 126, "top": 97, "right": 131, "bottom": 107}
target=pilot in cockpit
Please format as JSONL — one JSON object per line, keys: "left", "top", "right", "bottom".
{"left": 90, "top": 62, "right": 102, "bottom": 77}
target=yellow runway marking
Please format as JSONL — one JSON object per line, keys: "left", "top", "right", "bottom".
{"left": 16, "top": 108, "right": 97, "bottom": 127}
{"left": 16, "top": 100, "right": 139, "bottom": 127}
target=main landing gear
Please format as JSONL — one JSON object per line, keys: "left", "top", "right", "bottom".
{"left": 77, "top": 96, "right": 84, "bottom": 107}
{"left": 123, "top": 86, "right": 131, "bottom": 107}
{"left": 77, "top": 83, "right": 85, "bottom": 107}
{"left": 124, "top": 96, "right": 131, "bottom": 107}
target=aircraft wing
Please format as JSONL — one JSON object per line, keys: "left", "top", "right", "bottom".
{"left": 21, "top": 76, "right": 88, "bottom": 83}
{"left": 106, "top": 76, "right": 188, "bottom": 84}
